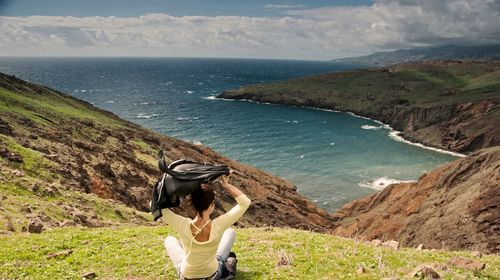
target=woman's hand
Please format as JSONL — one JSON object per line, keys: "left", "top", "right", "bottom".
{"left": 220, "top": 173, "right": 230, "bottom": 187}
{"left": 219, "top": 171, "right": 243, "bottom": 198}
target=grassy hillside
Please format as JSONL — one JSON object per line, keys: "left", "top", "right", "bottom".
{"left": 222, "top": 61, "right": 499, "bottom": 109}
{"left": 220, "top": 61, "right": 500, "bottom": 152}
{"left": 0, "top": 77, "right": 154, "bottom": 231}
{"left": 1, "top": 226, "right": 499, "bottom": 279}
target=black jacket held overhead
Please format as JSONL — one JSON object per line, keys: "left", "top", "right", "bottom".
{"left": 150, "top": 150, "right": 230, "bottom": 221}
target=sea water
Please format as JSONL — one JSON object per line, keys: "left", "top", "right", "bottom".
{"left": 0, "top": 57, "right": 458, "bottom": 211}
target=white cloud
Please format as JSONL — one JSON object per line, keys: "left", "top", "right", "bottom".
{"left": 263, "top": 4, "right": 308, "bottom": 10}
{"left": 0, "top": 0, "right": 498, "bottom": 60}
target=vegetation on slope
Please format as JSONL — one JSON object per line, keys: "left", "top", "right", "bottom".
{"left": 1, "top": 226, "right": 499, "bottom": 279}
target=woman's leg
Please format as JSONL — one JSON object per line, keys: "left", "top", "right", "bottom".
{"left": 216, "top": 228, "right": 236, "bottom": 261}
{"left": 164, "top": 235, "right": 183, "bottom": 272}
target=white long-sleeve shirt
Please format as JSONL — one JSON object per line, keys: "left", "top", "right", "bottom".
{"left": 164, "top": 194, "right": 251, "bottom": 278}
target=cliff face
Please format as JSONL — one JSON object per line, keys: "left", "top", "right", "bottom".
{"left": 219, "top": 61, "right": 500, "bottom": 153}
{"left": 331, "top": 146, "right": 500, "bottom": 253}
{"left": 390, "top": 100, "right": 500, "bottom": 152}
{"left": 0, "top": 73, "right": 334, "bottom": 232}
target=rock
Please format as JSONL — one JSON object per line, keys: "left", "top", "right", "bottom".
{"left": 471, "top": 251, "right": 482, "bottom": 258}
{"left": 28, "top": 218, "right": 44, "bottom": 233}
{"left": 356, "top": 266, "right": 366, "bottom": 274}
{"left": 409, "top": 264, "right": 440, "bottom": 279}
{"left": 416, "top": 244, "right": 424, "bottom": 250}
{"left": 73, "top": 212, "right": 88, "bottom": 224}
{"left": 0, "top": 147, "right": 22, "bottom": 162}
{"left": 277, "top": 250, "right": 293, "bottom": 267}
{"left": 82, "top": 272, "right": 96, "bottom": 279}
{"left": 447, "top": 257, "right": 485, "bottom": 273}
{"left": 382, "top": 240, "right": 399, "bottom": 250}
{"left": 11, "top": 169, "right": 25, "bottom": 177}
{"left": 59, "top": 220, "right": 77, "bottom": 227}
{"left": 0, "top": 117, "right": 14, "bottom": 135}
{"left": 371, "top": 239, "right": 382, "bottom": 247}
{"left": 6, "top": 219, "right": 15, "bottom": 232}
{"left": 47, "top": 249, "right": 73, "bottom": 259}
{"left": 21, "top": 203, "right": 32, "bottom": 213}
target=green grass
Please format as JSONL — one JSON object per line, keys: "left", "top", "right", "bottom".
{"left": 0, "top": 88, "right": 122, "bottom": 128}
{"left": 225, "top": 62, "right": 500, "bottom": 109}
{"left": 0, "top": 151, "right": 150, "bottom": 232}
{"left": 0, "top": 134, "right": 56, "bottom": 181}
{"left": 0, "top": 226, "right": 498, "bottom": 279}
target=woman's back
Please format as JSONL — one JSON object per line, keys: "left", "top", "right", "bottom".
{"left": 191, "top": 221, "right": 212, "bottom": 242}
{"left": 164, "top": 194, "right": 251, "bottom": 278}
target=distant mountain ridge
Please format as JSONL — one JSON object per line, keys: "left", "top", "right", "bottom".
{"left": 332, "top": 44, "right": 500, "bottom": 66}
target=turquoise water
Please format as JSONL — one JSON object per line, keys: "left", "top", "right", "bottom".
{"left": 0, "top": 57, "right": 458, "bottom": 211}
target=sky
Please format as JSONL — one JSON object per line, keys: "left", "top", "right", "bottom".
{"left": 0, "top": 0, "right": 499, "bottom": 60}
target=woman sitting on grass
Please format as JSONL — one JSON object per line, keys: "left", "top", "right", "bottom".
{"left": 164, "top": 173, "right": 251, "bottom": 280}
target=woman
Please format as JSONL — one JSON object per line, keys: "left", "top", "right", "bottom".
{"left": 164, "top": 173, "right": 251, "bottom": 280}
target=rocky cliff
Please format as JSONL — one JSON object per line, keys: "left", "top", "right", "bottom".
{"left": 219, "top": 61, "right": 500, "bottom": 153}
{"left": 331, "top": 146, "right": 500, "bottom": 253}
{"left": 0, "top": 72, "right": 334, "bottom": 232}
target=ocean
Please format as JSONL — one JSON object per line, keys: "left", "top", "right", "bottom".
{"left": 0, "top": 57, "right": 458, "bottom": 211}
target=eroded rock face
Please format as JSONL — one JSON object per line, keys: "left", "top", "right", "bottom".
{"left": 391, "top": 101, "right": 500, "bottom": 153}
{"left": 331, "top": 147, "right": 500, "bottom": 253}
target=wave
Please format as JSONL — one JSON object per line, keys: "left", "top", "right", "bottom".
{"left": 388, "top": 131, "right": 465, "bottom": 157}
{"left": 177, "top": 117, "right": 200, "bottom": 121}
{"left": 361, "top": 124, "right": 383, "bottom": 130}
{"left": 358, "top": 177, "right": 416, "bottom": 190}
{"left": 105, "top": 100, "right": 115, "bottom": 104}
{"left": 203, "top": 95, "right": 218, "bottom": 100}
{"left": 136, "top": 113, "right": 162, "bottom": 119}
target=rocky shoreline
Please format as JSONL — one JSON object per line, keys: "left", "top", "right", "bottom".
{"left": 219, "top": 60, "right": 500, "bottom": 154}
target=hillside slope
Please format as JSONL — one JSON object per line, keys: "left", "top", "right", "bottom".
{"left": 0, "top": 72, "right": 334, "bottom": 233}
{"left": 1, "top": 226, "right": 499, "bottom": 279}
{"left": 332, "top": 146, "right": 500, "bottom": 254}
{"left": 219, "top": 61, "right": 500, "bottom": 153}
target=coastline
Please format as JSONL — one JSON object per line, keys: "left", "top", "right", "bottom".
{"left": 209, "top": 95, "right": 466, "bottom": 158}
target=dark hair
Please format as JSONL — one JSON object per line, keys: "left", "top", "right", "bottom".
{"left": 190, "top": 183, "right": 215, "bottom": 216}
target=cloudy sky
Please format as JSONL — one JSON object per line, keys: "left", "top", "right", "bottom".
{"left": 0, "top": 0, "right": 499, "bottom": 60}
